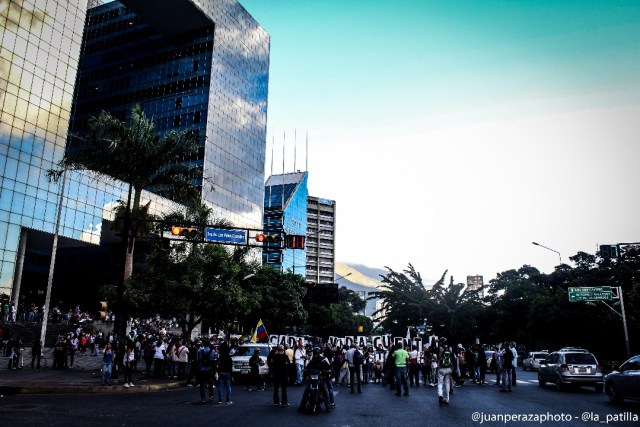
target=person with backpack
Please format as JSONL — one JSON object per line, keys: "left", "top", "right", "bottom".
{"left": 345, "top": 343, "right": 362, "bottom": 394}
{"left": 437, "top": 338, "right": 453, "bottom": 406}
{"left": 196, "top": 340, "right": 218, "bottom": 402}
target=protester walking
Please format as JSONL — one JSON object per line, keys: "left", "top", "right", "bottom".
{"left": 437, "top": 339, "right": 453, "bottom": 406}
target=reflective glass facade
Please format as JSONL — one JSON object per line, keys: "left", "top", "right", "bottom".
{"left": 1, "top": 0, "right": 89, "bottom": 297}
{"left": 72, "top": 0, "right": 269, "bottom": 227}
{"left": 263, "top": 172, "right": 308, "bottom": 274}
{"left": 0, "top": 0, "right": 269, "bottom": 303}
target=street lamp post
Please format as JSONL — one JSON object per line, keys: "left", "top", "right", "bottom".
{"left": 41, "top": 168, "right": 67, "bottom": 346}
{"left": 532, "top": 241, "right": 562, "bottom": 265}
{"left": 335, "top": 272, "right": 352, "bottom": 283}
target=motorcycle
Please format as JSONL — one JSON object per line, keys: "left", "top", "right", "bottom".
{"left": 300, "top": 370, "right": 329, "bottom": 414}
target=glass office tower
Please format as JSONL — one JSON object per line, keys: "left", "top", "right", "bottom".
{"left": 263, "top": 172, "right": 308, "bottom": 274}
{"left": 0, "top": 0, "right": 269, "bottom": 307}
{"left": 1, "top": 1, "right": 92, "bottom": 302}
{"left": 71, "top": 0, "right": 269, "bottom": 227}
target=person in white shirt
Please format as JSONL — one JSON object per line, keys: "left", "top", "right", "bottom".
{"left": 407, "top": 345, "right": 420, "bottom": 386}
{"left": 175, "top": 340, "right": 189, "bottom": 380}
{"left": 153, "top": 339, "right": 166, "bottom": 378}
{"left": 294, "top": 342, "right": 306, "bottom": 385}
{"left": 510, "top": 341, "right": 518, "bottom": 387}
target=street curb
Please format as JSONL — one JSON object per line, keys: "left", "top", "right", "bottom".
{"left": 0, "top": 381, "right": 185, "bottom": 395}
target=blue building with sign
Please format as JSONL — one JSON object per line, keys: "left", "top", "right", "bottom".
{"left": 262, "top": 172, "right": 308, "bottom": 274}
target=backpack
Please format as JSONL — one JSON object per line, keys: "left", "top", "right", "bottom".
{"left": 198, "top": 349, "right": 213, "bottom": 370}
{"left": 503, "top": 349, "right": 514, "bottom": 368}
{"left": 353, "top": 349, "right": 363, "bottom": 366}
{"left": 441, "top": 349, "right": 452, "bottom": 368}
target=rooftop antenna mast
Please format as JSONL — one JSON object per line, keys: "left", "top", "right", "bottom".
{"left": 268, "top": 134, "right": 274, "bottom": 209}
{"left": 282, "top": 131, "right": 285, "bottom": 210}
{"left": 294, "top": 128, "right": 297, "bottom": 172}
{"left": 305, "top": 131, "right": 309, "bottom": 172}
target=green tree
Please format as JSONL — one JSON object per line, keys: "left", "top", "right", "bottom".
{"left": 126, "top": 200, "right": 255, "bottom": 338}
{"left": 369, "top": 264, "right": 430, "bottom": 336}
{"left": 50, "top": 105, "right": 199, "bottom": 277}
{"left": 48, "top": 105, "right": 200, "bottom": 341}
{"left": 239, "top": 268, "right": 307, "bottom": 335}
{"left": 482, "top": 265, "right": 550, "bottom": 346}
{"left": 302, "top": 286, "right": 369, "bottom": 338}
{"left": 425, "top": 273, "right": 485, "bottom": 343}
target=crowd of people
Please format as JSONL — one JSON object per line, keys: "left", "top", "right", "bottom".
{"left": 272, "top": 337, "right": 523, "bottom": 409}
{"left": 2, "top": 304, "right": 523, "bottom": 409}
{"left": 0, "top": 301, "right": 99, "bottom": 324}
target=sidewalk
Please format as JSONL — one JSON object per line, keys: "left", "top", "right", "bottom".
{"left": 0, "top": 347, "right": 184, "bottom": 395}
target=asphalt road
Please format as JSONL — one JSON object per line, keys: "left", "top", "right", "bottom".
{"left": 1, "top": 370, "right": 638, "bottom": 427}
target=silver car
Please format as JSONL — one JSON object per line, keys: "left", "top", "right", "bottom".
{"left": 538, "top": 350, "right": 604, "bottom": 392}
{"left": 231, "top": 343, "right": 272, "bottom": 379}
{"left": 522, "top": 351, "right": 549, "bottom": 371}
{"left": 604, "top": 355, "right": 640, "bottom": 404}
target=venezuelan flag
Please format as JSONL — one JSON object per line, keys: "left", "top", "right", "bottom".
{"left": 250, "top": 319, "right": 269, "bottom": 343}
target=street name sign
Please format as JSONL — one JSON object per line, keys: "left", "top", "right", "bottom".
{"left": 568, "top": 286, "right": 612, "bottom": 302}
{"left": 205, "top": 227, "right": 247, "bottom": 245}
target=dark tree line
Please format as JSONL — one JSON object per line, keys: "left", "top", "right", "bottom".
{"left": 371, "top": 252, "right": 640, "bottom": 362}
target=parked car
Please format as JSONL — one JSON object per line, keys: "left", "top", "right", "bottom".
{"left": 604, "top": 355, "right": 640, "bottom": 404}
{"left": 231, "top": 343, "right": 272, "bottom": 380}
{"left": 538, "top": 350, "right": 603, "bottom": 392}
{"left": 522, "top": 351, "right": 549, "bottom": 371}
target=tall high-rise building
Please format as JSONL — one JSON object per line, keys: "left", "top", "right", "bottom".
{"left": 466, "top": 275, "right": 484, "bottom": 292}
{"left": 0, "top": 0, "right": 269, "bottom": 306}
{"left": 306, "top": 196, "right": 336, "bottom": 284}
{"left": 71, "top": 0, "right": 269, "bottom": 227}
{"left": 262, "top": 172, "right": 308, "bottom": 274}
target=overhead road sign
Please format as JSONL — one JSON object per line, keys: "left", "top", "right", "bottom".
{"left": 568, "top": 286, "right": 612, "bottom": 302}
{"left": 205, "top": 227, "right": 247, "bottom": 245}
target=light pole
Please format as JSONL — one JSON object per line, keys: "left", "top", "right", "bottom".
{"left": 532, "top": 241, "right": 562, "bottom": 265}
{"left": 587, "top": 287, "right": 631, "bottom": 358}
{"left": 41, "top": 168, "right": 67, "bottom": 346}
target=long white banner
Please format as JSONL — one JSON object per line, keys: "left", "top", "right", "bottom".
{"left": 268, "top": 334, "right": 434, "bottom": 352}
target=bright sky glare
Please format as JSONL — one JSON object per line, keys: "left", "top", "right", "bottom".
{"left": 241, "top": 0, "right": 640, "bottom": 284}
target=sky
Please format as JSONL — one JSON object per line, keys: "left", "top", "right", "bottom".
{"left": 240, "top": 0, "right": 640, "bottom": 285}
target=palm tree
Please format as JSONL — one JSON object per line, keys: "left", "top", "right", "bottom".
{"left": 370, "top": 264, "right": 431, "bottom": 336}
{"left": 426, "top": 274, "right": 485, "bottom": 342}
{"left": 48, "top": 104, "right": 200, "bottom": 341}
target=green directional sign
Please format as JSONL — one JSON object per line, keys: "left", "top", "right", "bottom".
{"left": 568, "top": 286, "right": 612, "bottom": 302}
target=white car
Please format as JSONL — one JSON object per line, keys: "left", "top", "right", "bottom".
{"left": 231, "top": 343, "right": 272, "bottom": 378}
{"left": 522, "top": 351, "right": 549, "bottom": 371}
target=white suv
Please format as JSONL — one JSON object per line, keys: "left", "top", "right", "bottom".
{"left": 231, "top": 343, "right": 272, "bottom": 379}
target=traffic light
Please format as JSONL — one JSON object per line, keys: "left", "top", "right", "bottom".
{"left": 171, "top": 226, "right": 200, "bottom": 239}
{"left": 285, "top": 234, "right": 306, "bottom": 249}
{"left": 99, "top": 301, "right": 108, "bottom": 320}
{"left": 599, "top": 244, "right": 619, "bottom": 259}
{"left": 255, "top": 233, "right": 282, "bottom": 243}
